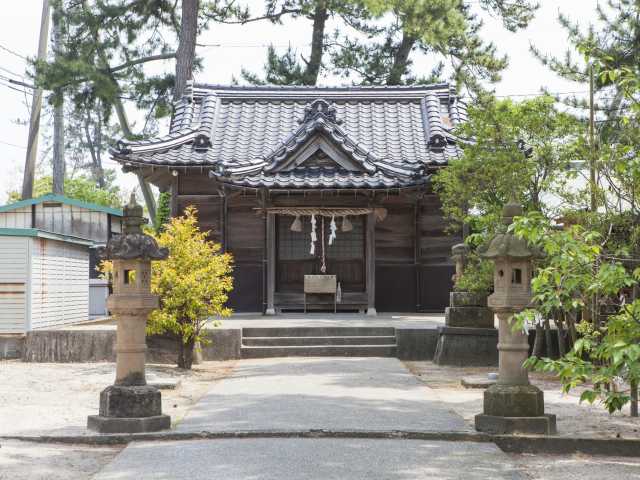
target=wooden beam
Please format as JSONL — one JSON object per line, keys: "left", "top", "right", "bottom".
{"left": 366, "top": 211, "right": 376, "bottom": 316}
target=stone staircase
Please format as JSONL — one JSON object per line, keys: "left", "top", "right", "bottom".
{"left": 240, "top": 327, "right": 397, "bottom": 358}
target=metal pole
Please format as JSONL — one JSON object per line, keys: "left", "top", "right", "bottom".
{"left": 21, "top": 0, "right": 51, "bottom": 199}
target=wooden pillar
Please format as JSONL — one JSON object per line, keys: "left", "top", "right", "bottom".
{"left": 219, "top": 194, "right": 228, "bottom": 252}
{"left": 366, "top": 211, "right": 376, "bottom": 316}
{"left": 170, "top": 175, "right": 179, "bottom": 218}
{"left": 265, "top": 212, "right": 276, "bottom": 315}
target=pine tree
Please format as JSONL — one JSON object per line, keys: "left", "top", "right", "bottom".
{"left": 237, "top": 0, "right": 368, "bottom": 85}
{"left": 330, "top": 0, "right": 538, "bottom": 90}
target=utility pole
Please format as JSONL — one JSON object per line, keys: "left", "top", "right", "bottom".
{"left": 52, "top": 4, "right": 65, "bottom": 195}
{"left": 589, "top": 61, "right": 597, "bottom": 212}
{"left": 21, "top": 0, "right": 51, "bottom": 200}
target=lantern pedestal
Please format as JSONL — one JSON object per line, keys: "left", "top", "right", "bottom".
{"left": 474, "top": 312, "right": 556, "bottom": 435}
{"left": 87, "top": 194, "right": 171, "bottom": 434}
{"left": 474, "top": 200, "right": 557, "bottom": 436}
{"left": 87, "top": 295, "right": 171, "bottom": 433}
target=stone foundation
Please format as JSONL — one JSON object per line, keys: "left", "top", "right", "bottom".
{"left": 87, "top": 384, "right": 171, "bottom": 433}
{"left": 445, "top": 292, "right": 494, "bottom": 328}
{"left": 433, "top": 326, "right": 498, "bottom": 366}
{"left": 475, "top": 383, "right": 556, "bottom": 435}
{"left": 474, "top": 413, "right": 557, "bottom": 435}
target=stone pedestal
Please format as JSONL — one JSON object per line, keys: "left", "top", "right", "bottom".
{"left": 434, "top": 292, "right": 497, "bottom": 366}
{"left": 87, "top": 293, "right": 171, "bottom": 433}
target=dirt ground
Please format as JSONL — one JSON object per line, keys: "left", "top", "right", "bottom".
{"left": 0, "top": 440, "right": 122, "bottom": 480}
{"left": 405, "top": 361, "right": 640, "bottom": 439}
{"left": 0, "top": 360, "right": 236, "bottom": 437}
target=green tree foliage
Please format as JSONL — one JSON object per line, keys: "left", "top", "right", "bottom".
{"left": 512, "top": 214, "right": 640, "bottom": 413}
{"left": 154, "top": 191, "right": 172, "bottom": 233}
{"left": 330, "top": 0, "right": 538, "bottom": 89}
{"left": 148, "top": 206, "right": 234, "bottom": 369}
{"left": 7, "top": 173, "right": 122, "bottom": 208}
{"left": 433, "top": 96, "right": 583, "bottom": 228}
{"left": 239, "top": 0, "right": 367, "bottom": 85}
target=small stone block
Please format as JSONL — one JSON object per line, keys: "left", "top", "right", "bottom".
{"left": 461, "top": 376, "right": 497, "bottom": 389}
{"left": 87, "top": 414, "right": 171, "bottom": 434}
{"left": 99, "top": 385, "right": 163, "bottom": 418}
{"left": 474, "top": 413, "right": 557, "bottom": 435}
{"left": 148, "top": 379, "right": 181, "bottom": 390}
{"left": 450, "top": 292, "right": 487, "bottom": 307}
{"left": 445, "top": 307, "right": 494, "bottom": 328}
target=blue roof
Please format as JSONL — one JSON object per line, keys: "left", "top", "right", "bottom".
{"left": 0, "top": 228, "right": 94, "bottom": 246}
{"left": 0, "top": 193, "right": 123, "bottom": 216}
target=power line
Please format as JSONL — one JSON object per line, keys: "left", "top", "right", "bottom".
{"left": 0, "top": 139, "right": 26, "bottom": 149}
{"left": 0, "top": 42, "right": 27, "bottom": 60}
{"left": 0, "top": 79, "right": 31, "bottom": 95}
{"left": 0, "top": 65, "right": 26, "bottom": 79}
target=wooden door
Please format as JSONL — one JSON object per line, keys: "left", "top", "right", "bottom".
{"left": 276, "top": 215, "right": 365, "bottom": 293}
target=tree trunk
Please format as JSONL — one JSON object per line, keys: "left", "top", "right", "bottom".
{"left": 556, "top": 314, "right": 566, "bottom": 357}
{"left": 112, "top": 94, "right": 157, "bottom": 220}
{"left": 387, "top": 32, "right": 417, "bottom": 85}
{"left": 52, "top": 5, "right": 65, "bottom": 195}
{"left": 532, "top": 323, "right": 545, "bottom": 357}
{"left": 174, "top": 0, "right": 198, "bottom": 101}
{"left": 544, "top": 318, "right": 553, "bottom": 358}
{"left": 83, "top": 108, "right": 106, "bottom": 188}
{"left": 302, "top": 0, "right": 328, "bottom": 85}
{"left": 177, "top": 337, "right": 195, "bottom": 370}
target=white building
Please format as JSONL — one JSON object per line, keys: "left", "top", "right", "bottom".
{"left": 0, "top": 194, "right": 122, "bottom": 333}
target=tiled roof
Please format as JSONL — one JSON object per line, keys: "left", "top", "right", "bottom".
{"left": 112, "top": 83, "right": 465, "bottom": 189}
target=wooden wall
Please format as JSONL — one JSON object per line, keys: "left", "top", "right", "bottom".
{"left": 30, "top": 238, "right": 90, "bottom": 330}
{"left": 417, "top": 193, "right": 460, "bottom": 312}
{"left": 0, "top": 236, "right": 29, "bottom": 333}
{"left": 176, "top": 174, "right": 264, "bottom": 312}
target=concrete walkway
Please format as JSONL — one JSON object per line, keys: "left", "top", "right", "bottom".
{"left": 91, "top": 358, "right": 528, "bottom": 479}
{"left": 175, "top": 357, "right": 467, "bottom": 432}
{"left": 94, "top": 438, "right": 523, "bottom": 480}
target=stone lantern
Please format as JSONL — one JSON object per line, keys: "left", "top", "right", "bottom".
{"left": 474, "top": 200, "right": 556, "bottom": 435}
{"left": 451, "top": 242, "right": 469, "bottom": 283}
{"left": 87, "top": 194, "right": 170, "bottom": 433}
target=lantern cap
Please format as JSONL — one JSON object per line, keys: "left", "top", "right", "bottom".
{"left": 502, "top": 199, "right": 523, "bottom": 226}
{"left": 479, "top": 200, "right": 541, "bottom": 260}
{"left": 123, "top": 193, "right": 146, "bottom": 235}
{"left": 451, "top": 242, "right": 469, "bottom": 262}
{"left": 97, "top": 193, "right": 168, "bottom": 261}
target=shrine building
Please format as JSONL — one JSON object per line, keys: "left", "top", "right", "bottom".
{"left": 112, "top": 84, "right": 464, "bottom": 315}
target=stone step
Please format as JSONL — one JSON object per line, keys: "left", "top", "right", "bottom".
{"left": 242, "top": 336, "right": 397, "bottom": 347}
{"left": 242, "top": 327, "right": 396, "bottom": 338}
{"left": 240, "top": 345, "right": 397, "bottom": 358}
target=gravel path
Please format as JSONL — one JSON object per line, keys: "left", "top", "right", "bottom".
{"left": 0, "top": 360, "right": 235, "bottom": 436}
{"left": 405, "top": 361, "right": 640, "bottom": 440}
{"left": 0, "top": 440, "right": 121, "bottom": 480}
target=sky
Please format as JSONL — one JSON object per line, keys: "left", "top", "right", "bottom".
{"left": 0, "top": 0, "right": 603, "bottom": 204}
